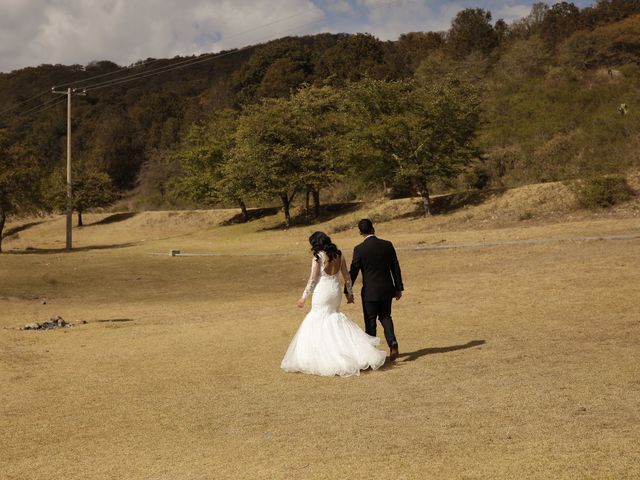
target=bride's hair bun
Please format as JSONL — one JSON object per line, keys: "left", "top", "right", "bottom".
{"left": 309, "top": 231, "right": 341, "bottom": 262}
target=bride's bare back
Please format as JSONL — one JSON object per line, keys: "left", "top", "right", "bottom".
{"left": 323, "top": 255, "right": 341, "bottom": 276}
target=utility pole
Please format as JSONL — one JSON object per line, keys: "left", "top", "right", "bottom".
{"left": 51, "top": 87, "right": 85, "bottom": 250}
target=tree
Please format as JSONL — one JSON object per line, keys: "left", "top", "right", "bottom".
{"left": 396, "top": 31, "right": 445, "bottom": 74}
{"left": 344, "top": 78, "right": 480, "bottom": 216}
{"left": 508, "top": 2, "right": 550, "bottom": 39}
{"left": 395, "top": 78, "right": 480, "bottom": 215}
{"left": 581, "top": 0, "right": 640, "bottom": 29}
{"left": 256, "top": 57, "right": 309, "bottom": 99}
{"left": 46, "top": 168, "right": 119, "bottom": 226}
{"left": 540, "top": 2, "right": 581, "bottom": 48}
{"left": 136, "top": 149, "right": 182, "bottom": 208}
{"left": 341, "top": 79, "right": 415, "bottom": 193}
{"left": 317, "top": 33, "right": 391, "bottom": 84}
{"left": 230, "top": 35, "right": 334, "bottom": 104}
{"left": 172, "top": 109, "right": 243, "bottom": 212}
{"left": 217, "top": 152, "right": 258, "bottom": 222}
{"left": 88, "top": 108, "right": 145, "bottom": 189}
{"left": 446, "top": 8, "right": 498, "bottom": 59}
{"left": 232, "top": 98, "right": 309, "bottom": 228}
{"left": 289, "top": 84, "right": 349, "bottom": 217}
{"left": 0, "top": 133, "right": 42, "bottom": 252}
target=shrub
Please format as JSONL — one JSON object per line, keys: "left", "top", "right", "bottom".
{"left": 572, "top": 174, "right": 634, "bottom": 208}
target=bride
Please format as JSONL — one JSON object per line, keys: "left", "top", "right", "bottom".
{"left": 281, "top": 231, "right": 387, "bottom": 377}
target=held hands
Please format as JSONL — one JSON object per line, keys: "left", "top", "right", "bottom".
{"left": 296, "top": 298, "right": 305, "bottom": 308}
{"left": 346, "top": 293, "right": 355, "bottom": 304}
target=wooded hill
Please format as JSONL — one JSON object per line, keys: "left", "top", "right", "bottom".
{"left": 1, "top": 1, "right": 639, "bottom": 237}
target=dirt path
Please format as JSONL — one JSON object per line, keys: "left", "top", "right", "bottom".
{"left": 149, "top": 232, "right": 640, "bottom": 257}
{"left": 399, "top": 232, "right": 640, "bottom": 252}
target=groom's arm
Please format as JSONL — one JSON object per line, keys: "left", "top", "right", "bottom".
{"left": 389, "top": 243, "right": 404, "bottom": 293}
{"left": 344, "top": 246, "right": 361, "bottom": 295}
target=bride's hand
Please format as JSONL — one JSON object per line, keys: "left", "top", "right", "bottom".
{"left": 296, "top": 298, "right": 305, "bottom": 308}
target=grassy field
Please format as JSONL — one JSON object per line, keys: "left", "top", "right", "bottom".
{"left": 1, "top": 188, "right": 640, "bottom": 479}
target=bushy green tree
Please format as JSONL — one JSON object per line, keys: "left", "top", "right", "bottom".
{"left": 230, "top": 35, "right": 337, "bottom": 104}
{"left": 509, "top": 2, "right": 550, "bottom": 38}
{"left": 172, "top": 109, "right": 250, "bottom": 217}
{"left": 343, "top": 77, "right": 480, "bottom": 215}
{"left": 317, "top": 33, "right": 392, "bottom": 84}
{"left": 231, "top": 98, "right": 307, "bottom": 228}
{"left": 228, "top": 85, "right": 350, "bottom": 226}
{"left": 390, "top": 79, "right": 480, "bottom": 215}
{"left": 289, "top": 84, "right": 349, "bottom": 216}
{"left": 393, "top": 31, "right": 445, "bottom": 74}
{"left": 446, "top": 8, "right": 498, "bottom": 59}
{"left": 581, "top": 0, "right": 640, "bottom": 29}
{"left": 540, "top": 2, "right": 581, "bottom": 48}
{"left": 46, "top": 168, "right": 119, "bottom": 226}
{"left": 341, "top": 78, "right": 414, "bottom": 191}
{"left": 0, "top": 133, "right": 42, "bottom": 252}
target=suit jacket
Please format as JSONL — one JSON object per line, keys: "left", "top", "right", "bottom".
{"left": 348, "top": 236, "right": 404, "bottom": 301}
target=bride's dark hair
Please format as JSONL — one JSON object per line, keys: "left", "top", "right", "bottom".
{"left": 309, "top": 231, "right": 341, "bottom": 263}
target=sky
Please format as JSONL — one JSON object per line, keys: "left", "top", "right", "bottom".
{"left": 0, "top": 0, "right": 596, "bottom": 74}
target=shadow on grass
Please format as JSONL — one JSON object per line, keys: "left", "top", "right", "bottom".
{"left": 2, "top": 221, "right": 46, "bottom": 239}
{"left": 88, "top": 212, "right": 138, "bottom": 226}
{"left": 398, "top": 340, "right": 486, "bottom": 362}
{"left": 221, "top": 207, "right": 280, "bottom": 226}
{"left": 5, "top": 242, "right": 137, "bottom": 255}
{"left": 397, "top": 189, "right": 507, "bottom": 219}
{"left": 260, "top": 202, "right": 362, "bottom": 231}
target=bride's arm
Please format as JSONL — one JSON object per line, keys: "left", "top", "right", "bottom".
{"left": 298, "top": 257, "right": 321, "bottom": 307}
{"left": 340, "top": 255, "right": 354, "bottom": 299}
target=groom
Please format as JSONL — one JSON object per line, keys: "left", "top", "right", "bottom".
{"left": 346, "top": 218, "right": 404, "bottom": 360}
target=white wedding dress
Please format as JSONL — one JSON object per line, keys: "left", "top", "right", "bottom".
{"left": 281, "top": 251, "right": 387, "bottom": 377}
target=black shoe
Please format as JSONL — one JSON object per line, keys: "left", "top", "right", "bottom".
{"left": 390, "top": 344, "right": 399, "bottom": 361}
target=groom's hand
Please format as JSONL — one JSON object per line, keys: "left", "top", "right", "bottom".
{"left": 346, "top": 294, "right": 355, "bottom": 304}
{"left": 395, "top": 291, "right": 402, "bottom": 300}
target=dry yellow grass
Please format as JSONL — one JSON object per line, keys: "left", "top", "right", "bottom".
{"left": 1, "top": 189, "right": 640, "bottom": 479}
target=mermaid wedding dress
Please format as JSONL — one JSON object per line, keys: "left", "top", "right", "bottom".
{"left": 281, "top": 251, "right": 387, "bottom": 377}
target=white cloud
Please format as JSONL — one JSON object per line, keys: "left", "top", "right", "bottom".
{"left": 495, "top": 4, "right": 533, "bottom": 22}
{"left": 0, "top": 0, "right": 324, "bottom": 73}
{"left": 352, "top": 0, "right": 456, "bottom": 39}
{"left": 322, "top": 0, "right": 357, "bottom": 15}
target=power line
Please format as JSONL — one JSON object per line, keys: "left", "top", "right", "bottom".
{"left": 13, "top": 96, "right": 66, "bottom": 119}
{"left": 28, "top": 97, "right": 67, "bottom": 115}
{"left": 83, "top": 17, "right": 326, "bottom": 92}
{"left": 0, "top": 8, "right": 322, "bottom": 117}
{"left": 0, "top": 98, "right": 66, "bottom": 129}
{"left": 0, "top": 90, "right": 50, "bottom": 116}
{"left": 61, "top": 7, "right": 321, "bottom": 90}
{"left": 3, "top": 12, "right": 324, "bottom": 126}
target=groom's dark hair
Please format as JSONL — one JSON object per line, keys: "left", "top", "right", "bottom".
{"left": 358, "top": 218, "right": 374, "bottom": 235}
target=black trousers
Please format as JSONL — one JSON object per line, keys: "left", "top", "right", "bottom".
{"left": 362, "top": 298, "right": 397, "bottom": 348}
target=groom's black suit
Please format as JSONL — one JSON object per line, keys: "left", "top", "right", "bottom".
{"left": 348, "top": 236, "right": 404, "bottom": 348}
